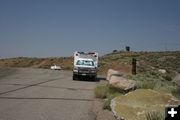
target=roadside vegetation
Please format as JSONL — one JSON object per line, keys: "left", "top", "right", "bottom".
{"left": 94, "top": 84, "right": 123, "bottom": 110}
{"left": 171, "top": 85, "right": 180, "bottom": 99}
{"left": 145, "top": 111, "right": 164, "bottom": 120}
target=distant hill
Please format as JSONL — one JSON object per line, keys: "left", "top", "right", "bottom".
{"left": 99, "top": 51, "right": 180, "bottom": 75}
{"left": 0, "top": 51, "right": 180, "bottom": 76}
{"left": 0, "top": 57, "right": 73, "bottom": 70}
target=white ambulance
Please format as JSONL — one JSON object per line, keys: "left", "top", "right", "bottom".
{"left": 73, "top": 51, "right": 98, "bottom": 80}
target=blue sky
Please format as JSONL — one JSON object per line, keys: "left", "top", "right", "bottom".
{"left": 0, "top": 0, "right": 180, "bottom": 58}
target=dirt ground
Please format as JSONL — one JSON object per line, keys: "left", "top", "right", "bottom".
{"left": 93, "top": 99, "right": 116, "bottom": 120}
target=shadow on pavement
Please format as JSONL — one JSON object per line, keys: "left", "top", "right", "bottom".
{"left": 73, "top": 76, "right": 106, "bottom": 82}
{"left": 0, "top": 67, "right": 18, "bottom": 79}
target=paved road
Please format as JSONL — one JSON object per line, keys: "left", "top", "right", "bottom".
{"left": 0, "top": 68, "right": 98, "bottom": 120}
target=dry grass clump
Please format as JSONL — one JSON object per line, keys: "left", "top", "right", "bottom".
{"left": 94, "top": 84, "right": 123, "bottom": 110}
{"left": 145, "top": 111, "right": 164, "bottom": 120}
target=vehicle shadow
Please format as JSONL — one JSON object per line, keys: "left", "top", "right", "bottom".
{"left": 74, "top": 76, "right": 106, "bottom": 82}
{"left": 97, "top": 76, "right": 106, "bottom": 81}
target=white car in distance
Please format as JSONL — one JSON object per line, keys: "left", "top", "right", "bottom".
{"left": 50, "top": 64, "right": 61, "bottom": 70}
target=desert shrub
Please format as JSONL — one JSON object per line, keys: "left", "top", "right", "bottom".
{"left": 177, "top": 68, "right": 180, "bottom": 73}
{"left": 94, "top": 84, "right": 123, "bottom": 99}
{"left": 145, "top": 111, "right": 164, "bottom": 120}
{"left": 162, "top": 74, "right": 172, "bottom": 81}
{"left": 137, "top": 80, "right": 156, "bottom": 89}
{"left": 171, "top": 85, "right": 180, "bottom": 100}
{"left": 94, "top": 84, "right": 123, "bottom": 110}
{"left": 102, "top": 86, "right": 124, "bottom": 110}
{"left": 127, "top": 72, "right": 176, "bottom": 93}
{"left": 103, "top": 97, "right": 112, "bottom": 110}
{"left": 94, "top": 85, "right": 109, "bottom": 99}
{"left": 94, "top": 84, "right": 123, "bottom": 111}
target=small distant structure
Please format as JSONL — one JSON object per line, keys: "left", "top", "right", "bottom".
{"left": 125, "top": 46, "right": 130, "bottom": 52}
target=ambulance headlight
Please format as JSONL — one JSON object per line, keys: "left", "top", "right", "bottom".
{"left": 73, "top": 67, "right": 78, "bottom": 72}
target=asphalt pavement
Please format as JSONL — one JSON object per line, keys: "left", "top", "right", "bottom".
{"left": 0, "top": 68, "right": 98, "bottom": 120}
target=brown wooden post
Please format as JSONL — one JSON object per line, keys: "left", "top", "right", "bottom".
{"left": 132, "top": 58, "right": 136, "bottom": 75}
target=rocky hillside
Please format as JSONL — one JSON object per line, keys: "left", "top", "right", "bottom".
{"left": 100, "top": 51, "right": 180, "bottom": 75}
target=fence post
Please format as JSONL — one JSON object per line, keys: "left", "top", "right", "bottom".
{"left": 132, "top": 58, "right": 136, "bottom": 75}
